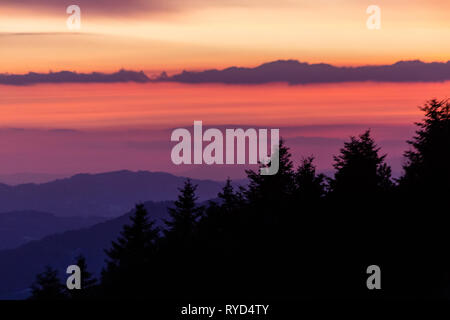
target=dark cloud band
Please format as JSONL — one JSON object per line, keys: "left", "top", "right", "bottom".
{"left": 3, "top": 0, "right": 172, "bottom": 15}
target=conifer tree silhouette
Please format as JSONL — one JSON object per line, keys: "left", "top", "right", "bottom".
{"left": 245, "top": 139, "right": 295, "bottom": 206}
{"left": 330, "top": 130, "right": 392, "bottom": 197}
{"left": 401, "top": 99, "right": 450, "bottom": 194}
{"left": 160, "top": 179, "right": 204, "bottom": 298}
{"left": 102, "top": 204, "right": 159, "bottom": 297}
{"left": 69, "top": 255, "right": 97, "bottom": 299}
{"left": 29, "top": 266, "right": 67, "bottom": 300}
{"left": 218, "top": 178, "right": 243, "bottom": 211}
{"left": 291, "top": 156, "right": 327, "bottom": 253}
{"left": 294, "top": 156, "right": 327, "bottom": 202}
{"left": 398, "top": 99, "right": 450, "bottom": 298}
{"left": 76, "top": 255, "right": 97, "bottom": 288}
{"left": 197, "top": 178, "right": 241, "bottom": 247}
{"left": 323, "top": 130, "right": 393, "bottom": 297}
{"left": 164, "top": 179, "right": 203, "bottom": 242}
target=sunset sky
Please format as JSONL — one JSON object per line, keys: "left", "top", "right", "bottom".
{"left": 0, "top": 0, "right": 449, "bottom": 74}
{"left": 1, "top": 81, "right": 449, "bottom": 179}
{"left": 0, "top": 0, "right": 449, "bottom": 180}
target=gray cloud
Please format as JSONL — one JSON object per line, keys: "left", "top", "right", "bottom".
{"left": 0, "top": 32, "right": 90, "bottom": 37}
{"left": 6, "top": 0, "right": 167, "bottom": 15}
{"left": 3, "top": 0, "right": 291, "bottom": 16}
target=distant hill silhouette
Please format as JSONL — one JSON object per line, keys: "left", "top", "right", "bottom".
{"left": 3, "top": 60, "right": 450, "bottom": 86}
{"left": 0, "top": 69, "right": 149, "bottom": 85}
{"left": 0, "top": 201, "right": 170, "bottom": 299}
{"left": 0, "top": 170, "right": 227, "bottom": 217}
{"left": 155, "top": 60, "right": 450, "bottom": 84}
{"left": 0, "top": 211, "right": 106, "bottom": 250}
{"left": 0, "top": 173, "right": 69, "bottom": 186}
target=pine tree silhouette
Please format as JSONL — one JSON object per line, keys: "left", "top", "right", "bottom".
{"left": 291, "top": 156, "right": 327, "bottom": 250}
{"left": 69, "top": 255, "right": 97, "bottom": 299}
{"left": 330, "top": 129, "right": 392, "bottom": 197}
{"left": 197, "top": 178, "right": 242, "bottom": 246}
{"left": 160, "top": 179, "right": 204, "bottom": 298}
{"left": 402, "top": 99, "right": 450, "bottom": 194}
{"left": 29, "top": 266, "right": 67, "bottom": 300}
{"left": 398, "top": 99, "right": 450, "bottom": 298}
{"left": 319, "top": 130, "right": 394, "bottom": 297}
{"left": 164, "top": 179, "right": 203, "bottom": 242}
{"left": 218, "top": 178, "right": 243, "bottom": 211}
{"left": 245, "top": 139, "right": 295, "bottom": 206}
{"left": 294, "top": 156, "right": 327, "bottom": 202}
{"left": 102, "top": 204, "right": 159, "bottom": 297}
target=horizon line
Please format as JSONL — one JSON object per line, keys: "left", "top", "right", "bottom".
{"left": 1, "top": 59, "right": 450, "bottom": 86}
{"left": 2, "top": 59, "right": 450, "bottom": 76}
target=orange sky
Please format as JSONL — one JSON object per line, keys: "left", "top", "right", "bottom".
{"left": 2, "top": 81, "right": 449, "bottom": 129}
{"left": 0, "top": 1, "right": 449, "bottom": 177}
{"left": 0, "top": 0, "right": 449, "bottom": 74}
{"left": 1, "top": 81, "right": 448, "bottom": 177}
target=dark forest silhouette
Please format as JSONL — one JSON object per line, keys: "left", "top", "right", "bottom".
{"left": 30, "top": 99, "right": 450, "bottom": 299}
